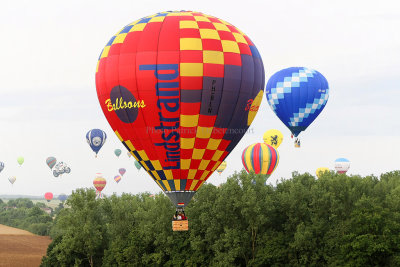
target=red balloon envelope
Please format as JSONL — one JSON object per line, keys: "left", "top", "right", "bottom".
{"left": 44, "top": 192, "right": 53, "bottom": 202}
{"left": 96, "top": 11, "right": 265, "bottom": 207}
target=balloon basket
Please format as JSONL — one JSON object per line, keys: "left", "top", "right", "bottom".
{"left": 172, "top": 220, "right": 189, "bottom": 231}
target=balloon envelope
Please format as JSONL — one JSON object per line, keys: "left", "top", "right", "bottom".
{"left": 86, "top": 129, "right": 107, "bottom": 155}
{"left": 334, "top": 158, "right": 350, "bottom": 174}
{"left": 266, "top": 67, "right": 329, "bottom": 137}
{"left": 216, "top": 161, "right": 227, "bottom": 175}
{"left": 46, "top": 157, "right": 57, "bottom": 169}
{"left": 0, "top": 162, "right": 4, "bottom": 173}
{"left": 58, "top": 194, "right": 68, "bottom": 202}
{"left": 17, "top": 156, "right": 24, "bottom": 166}
{"left": 242, "top": 143, "right": 279, "bottom": 178}
{"left": 8, "top": 176, "right": 16, "bottom": 184}
{"left": 95, "top": 11, "right": 265, "bottom": 208}
{"left": 93, "top": 174, "right": 106, "bottom": 192}
{"left": 44, "top": 192, "right": 53, "bottom": 202}
{"left": 134, "top": 161, "right": 141, "bottom": 170}
{"left": 118, "top": 168, "right": 126, "bottom": 176}
{"left": 316, "top": 167, "right": 330, "bottom": 178}
{"left": 114, "top": 149, "right": 122, "bottom": 157}
{"left": 263, "top": 129, "right": 283, "bottom": 149}
{"left": 114, "top": 175, "right": 122, "bottom": 183}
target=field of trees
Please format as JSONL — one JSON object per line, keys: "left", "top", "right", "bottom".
{"left": 32, "top": 170, "right": 400, "bottom": 266}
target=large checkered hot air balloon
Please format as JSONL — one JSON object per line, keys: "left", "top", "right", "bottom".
{"left": 96, "top": 11, "right": 264, "bottom": 211}
{"left": 266, "top": 67, "right": 329, "bottom": 146}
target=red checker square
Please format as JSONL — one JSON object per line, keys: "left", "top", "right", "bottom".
{"left": 224, "top": 52, "right": 242, "bottom": 66}
{"left": 190, "top": 159, "right": 201, "bottom": 169}
{"left": 194, "top": 138, "right": 209, "bottom": 149}
{"left": 185, "top": 179, "right": 194, "bottom": 190}
{"left": 120, "top": 32, "right": 142, "bottom": 54}
{"left": 205, "top": 161, "right": 216, "bottom": 172}
{"left": 157, "top": 51, "right": 180, "bottom": 65}
{"left": 180, "top": 77, "right": 203, "bottom": 90}
{"left": 204, "top": 63, "right": 224, "bottom": 78}
{"left": 180, "top": 28, "right": 201, "bottom": 38}
{"left": 180, "top": 50, "right": 203, "bottom": 63}
{"left": 180, "top": 169, "right": 189, "bottom": 179}
{"left": 201, "top": 39, "right": 223, "bottom": 51}
{"left": 193, "top": 180, "right": 204, "bottom": 191}
{"left": 108, "top": 43, "right": 122, "bottom": 56}
{"left": 208, "top": 17, "right": 220, "bottom": 23}
{"left": 210, "top": 128, "right": 227, "bottom": 139}
{"left": 180, "top": 102, "right": 201, "bottom": 115}
{"left": 238, "top": 43, "right": 251, "bottom": 55}
{"left": 218, "top": 31, "right": 235, "bottom": 41}
{"left": 179, "top": 15, "right": 195, "bottom": 21}
{"left": 180, "top": 127, "right": 197, "bottom": 139}
{"left": 171, "top": 169, "right": 180, "bottom": 179}
{"left": 227, "top": 25, "right": 239, "bottom": 33}
{"left": 217, "top": 139, "right": 231, "bottom": 151}
{"left": 198, "top": 114, "right": 216, "bottom": 127}
{"left": 158, "top": 20, "right": 179, "bottom": 51}
{"left": 180, "top": 148, "right": 193, "bottom": 159}
{"left": 244, "top": 35, "right": 254, "bottom": 45}
{"left": 193, "top": 170, "right": 204, "bottom": 180}
{"left": 191, "top": 12, "right": 203, "bottom": 16}
{"left": 197, "top": 21, "right": 215, "bottom": 29}
{"left": 202, "top": 149, "right": 215, "bottom": 160}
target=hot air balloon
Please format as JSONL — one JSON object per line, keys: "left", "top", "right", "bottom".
{"left": 118, "top": 168, "right": 126, "bottom": 176}
{"left": 8, "top": 176, "right": 16, "bottom": 185}
{"left": 95, "top": 11, "right": 264, "bottom": 223}
{"left": 242, "top": 143, "right": 279, "bottom": 178}
{"left": 46, "top": 157, "right": 57, "bottom": 169}
{"left": 114, "top": 175, "right": 122, "bottom": 183}
{"left": 263, "top": 129, "right": 283, "bottom": 149}
{"left": 334, "top": 158, "right": 350, "bottom": 174}
{"left": 134, "top": 161, "right": 141, "bottom": 170}
{"left": 0, "top": 162, "right": 4, "bottom": 173}
{"left": 265, "top": 67, "right": 329, "bottom": 147}
{"left": 58, "top": 194, "right": 68, "bottom": 202}
{"left": 216, "top": 161, "right": 227, "bottom": 175}
{"left": 86, "top": 129, "right": 107, "bottom": 157}
{"left": 316, "top": 167, "right": 329, "bottom": 178}
{"left": 93, "top": 174, "right": 107, "bottom": 199}
{"left": 17, "top": 156, "right": 24, "bottom": 166}
{"left": 114, "top": 149, "right": 122, "bottom": 157}
{"left": 44, "top": 192, "right": 53, "bottom": 202}
{"left": 127, "top": 152, "right": 132, "bottom": 158}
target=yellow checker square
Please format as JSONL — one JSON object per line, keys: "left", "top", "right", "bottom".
{"left": 180, "top": 63, "right": 203, "bottom": 77}
{"left": 188, "top": 169, "right": 197, "bottom": 179}
{"left": 141, "top": 161, "right": 150, "bottom": 171}
{"left": 189, "top": 180, "right": 199, "bottom": 190}
{"left": 113, "top": 33, "right": 127, "bottom": 44}
{"left": 151, "top": 170, "right": 161, "bottom": 180}
{"left": 150, "top": 160, "right": 162, "bottom": 170}
{"left": 174, "top": 180, "right": 181, "bottom": 191}
{"left": 149, "top": 16, "right": 165, "bottom": 23}
{"left": 203, "top": 51, "right": 224, "bottom": 64}
{"left": 196, "top": 126, "right": 213, "bottom": 139}
{"left": 124, "top": 140, "right": 136, "bottom": 151}
{"left": 96, "top": 61, "right": 100, "bottom": 73}
{"left": 206, "top": 138, "right": 222, "bottom": 150}
{"left": 200, "top": 171, "right": 210, "bottom": 180}
{"left": 222, "top": 40, "right": 240, "bottom": 53}
{"left": 180, "top": 38, "right": 202, "bottom": 50}
{"left": 129, "top": 23, "right": 146, "bottom": 32}
{"left": 137, "top": 150, "right": 149, "bottom": 161}
{"left": 211, "top": 150, "right": 224, "bottom": 161}
{"left": 181, "top": 114, "right": 199, "bottom": 127}
{"left": 199, "top": 29, "right": 220, "bottom": 40}
{"left": 181, "top": 159, "right": 191, "bottom": 169}
{"left": 180, "top": 20, "right": 199, "bottom": 29}
{"left": 199, "top": 160, "right": 210, "bottom": 170}
{"left": 233, "top": 32, "right": 247, "bottom": 44}
{"left": 100, "top": 46, "right": 110, "bottom": 59}
{"left": 114, "top": 130, "right": 123, "bottom": 141}
{"left": 164, "top": 170, "right": 173, "bottom": 180}
{"left": 219, "top": 19, "right": 232, "bottom": 26}
{"left": 194, "top": 16, "right": 210, "bottom": 22}
{"left": 213, "top": 23, "right": 230, "bottom": 32}
{"left": 181, "top": 138, "right": 195, "bottom": 149}
{"left": 192, "top": 149, "right": 205, "bottom": 160}
{"left": 211, "top": 161, "right": 221, "bottom": 171}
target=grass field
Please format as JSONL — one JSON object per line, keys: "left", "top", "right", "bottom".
{"left": 32, "top": 199, "right": 62, "bottom": 209}
{"left": 0, "top": 224, "right": 51, "bottom": 267}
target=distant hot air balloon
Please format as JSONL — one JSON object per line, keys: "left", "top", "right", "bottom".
{"left": 118, "top": 168, "right": 126, "bottom": 176}
{"left": 334, "top": 158, "right": 350, "bottom": 174}
{"left": 216, "top": 161, "right": 227, "bottom": 175}
{"left": 46, "top": 157, "right": 57, "bottom": 169}
{"left": 8, "top": 176, "right": 16, "bottom": 185}
{"left": 0, "top": 162, "right": 4, "bottom": 173}
{"left": 266, "top": 67, "right": 329, "bottom": 147}
{"left": 44, "top": 192, "right": 53, "bottom": 202}
{"left": 316, "top": 167, "right": 330, "bottom": 178}
{"left": 58, "top": 194, "right": 68, "bottom": 202}
{"left": 114, "top": 149, "right": 122, "bottom": 157}
{"left": 127, "top": 152, "right": 132, "bottom": 158}
{"left": 134, "top": 161, "right": 141, "bottom": 171}
{"left": 114, "top": 175, "right": 122, "bottom": 183}
{"left": 263, "top": 129, "right": 283, "bottom": 149}
{"left": 93, "top": 174, "right": 106, "bottom": 199}
{"left": 17, "top": 156, "right": 24, "bottom": 166}
{"left": 242, "top": 143, "right": 279, "bottom": 178}
{"left": 95, "top": 11, "right": 264, "bottom": 216}
{"left": 86, "top": 129, "right": 107, "bottom": 157}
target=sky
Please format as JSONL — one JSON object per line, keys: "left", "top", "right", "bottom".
{"left": 0, "top": 0, "right": 399, "bottom": 197}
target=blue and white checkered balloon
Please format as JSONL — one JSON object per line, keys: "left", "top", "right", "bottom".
{"left": 266, "top": 67, "right": 329, "bottom": 137}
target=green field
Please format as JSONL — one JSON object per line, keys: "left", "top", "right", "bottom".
{"left": 31, "top": 199, "right": 62, "bottom": 209}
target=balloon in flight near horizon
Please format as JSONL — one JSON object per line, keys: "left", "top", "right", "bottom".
{"left": 216, "top": 161, "right": 227, "bottom": 175}
{"left": 134, "top": 161, "right": 141, "bottom": 171}
{"left": 44, "top": 192, "right": 53, "bottom": 202}
{"left": 334, "top": 158, "right": 350, "bottom": 174}
{"left": 114, "top": 175, "right": 122, "bottom": 183}
{"left": 8, "top": 176, "right": 16, "bottom": 185}
{"left": 46, "top": 157, "right": 57, "bottom": 169}
{"left": 242, "top": 143, "right": 279, "bottom": 178}
{"left": 118, "top": 168, "right": 126, "bottom": 176}
{"left": 265, "top": 67, "right": 329, "bottom": 138}
{"left": 114, "top": 149, "right": 122, "bottom": 157}
{"left": 17, "top": 156, "right": 24, "bottom": 166}
{"left": 316, "top": 167, "right": 330, "bottom": 178}
{"left": 95, "top": 11, "right": 265, "bottom": 208}
{"left": 58, "top": 194, "right": 68, "bottom": 202}
{"left": 93, "top": 174, "right": 106, "bottom": 199}
{"left": 86, "top": 129, "right": 107, "bottom": 157}
{"left": 263, "top": 129, "right": 283, "bottom": 149}
{"left": 0, "top": 162, "right": 4, "bottom": 173}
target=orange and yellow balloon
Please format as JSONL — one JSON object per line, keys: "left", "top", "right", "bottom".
{"left": 241, "top": 143, "right": 279, "bottom": 178}
{"left": 263, "top": 129, "right": 283, "bottom": 149}
{"left": 316, "top": 167, "right": 329, "bottom": 178}
{"left": 216, "top": 161, "right": 227, "bottom": 175}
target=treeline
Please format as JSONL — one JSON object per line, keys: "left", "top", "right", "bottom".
{"left": 0, "top": 198, "right": 54, "bottom": 235}
{"left": 39, "top": 170, "right": 400, "bottom": 266}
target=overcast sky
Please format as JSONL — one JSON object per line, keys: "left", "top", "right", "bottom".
{"left": 0, "top": 0, "right": 399, "bottom": 197}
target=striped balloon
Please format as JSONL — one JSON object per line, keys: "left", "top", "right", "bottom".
{"left": 216, "top": 161, "right": 227, "bottom": 175}
{"left": 93, "top": 174, "right": 107, "bottom": 192}
{"left": 114, "top": 175, "right": 122, "bottom": 183}
{"left": 241, "top": 143, "right": 279, "bottom": 177}
{"left": 46, "top": 157, "right": 57, "bottom": 169}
